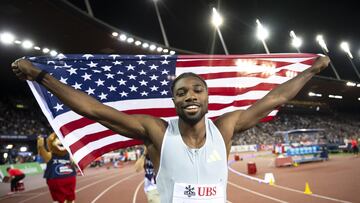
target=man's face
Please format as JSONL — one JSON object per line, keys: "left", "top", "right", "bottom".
{"left": 172, "top": 76, "right": 208, "bottom": 125}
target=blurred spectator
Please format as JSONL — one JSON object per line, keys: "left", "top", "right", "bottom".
{"left": 6, "top": 167, "right": 25, "bottom": 194}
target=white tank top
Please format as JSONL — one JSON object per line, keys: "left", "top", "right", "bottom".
{"left": 156, "top": 118, "right": 228, "bottom": 203}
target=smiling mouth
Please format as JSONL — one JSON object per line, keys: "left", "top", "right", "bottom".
{"left": 183, "top": 104, "right": 200, "bottom": 113}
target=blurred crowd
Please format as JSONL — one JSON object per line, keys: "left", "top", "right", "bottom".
{"left": 0, "top": 98, "right": 51, "bottom": 136}
{"left": 233, "top": 111, "right": 360, "bottom": 146}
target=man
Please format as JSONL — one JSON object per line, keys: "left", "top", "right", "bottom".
{"left": 6, "top": 167, "right": 25, "bottom": 194}
{"left": 11, "top": 56, "right": 329, "bottom": 202}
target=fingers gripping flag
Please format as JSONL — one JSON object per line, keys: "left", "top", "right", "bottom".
{"left": 27, "top": 53, "right": 318, "bottom": 170}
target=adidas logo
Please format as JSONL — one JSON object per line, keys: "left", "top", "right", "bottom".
{"left": 207, "top": 150, "right": 222, "bottom": 163}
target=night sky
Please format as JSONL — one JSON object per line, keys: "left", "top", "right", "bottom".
{"left": 68, "top": 0, "right": 360, "bottom": 81}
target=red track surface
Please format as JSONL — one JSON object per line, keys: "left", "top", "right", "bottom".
{"left": 0, "top": 153, "right": 359, "bottom": 203}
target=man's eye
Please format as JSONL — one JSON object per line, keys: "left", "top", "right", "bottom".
{"left": 177, "top": 92, "right": 185, "bottom": 96}
{"left": 194, "top": 88, "right": 203, "bottom": 93}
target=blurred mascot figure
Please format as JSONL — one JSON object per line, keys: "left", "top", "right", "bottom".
{"left": 37, "top": 132, "right": 77, "bottom": 203}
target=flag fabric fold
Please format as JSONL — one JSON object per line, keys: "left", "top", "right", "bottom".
{"left": 27, "top": 53, "right": 318, "bottom": 170}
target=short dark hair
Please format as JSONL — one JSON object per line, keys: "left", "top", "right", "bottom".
{"left": 6, "top": 167, "right": 11, "bottom": 172}
{"left": 170, "top": 72, "right": 207, "bottom": 94}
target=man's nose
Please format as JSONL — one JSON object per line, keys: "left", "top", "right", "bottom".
{"left": 185, "top": 92, "right": 197, "bottom": 102}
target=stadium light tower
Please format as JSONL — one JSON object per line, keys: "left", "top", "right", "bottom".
{"left": 256, "top": 19, "right": 270, "bottom": 54}
{"left": 211, "top": 8, "right": 229, "bottom": 55}
{"left": 316, "top": 35, "right": 340, "bottom": 80}
{"left": 84, "top": 0, "right": 94, "bottom": 17}
{"left": 340, "top": 41, "right": 360, "bottom": 80}
{"left": 153, "top": 0, "right": 169, "bottom": 47}
{"left": 289, "top": 30, "right": 302, "bottom": 53}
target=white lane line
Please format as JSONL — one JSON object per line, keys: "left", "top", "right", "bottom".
{"left": 273, "top": 184, "right": 352, "bottom": 203}
{"left": 132, "top": 179, "right": 145, "bottom": 203}
{"left": 76, "top": 171, "right": 132, "bottom": 192}
{"left": 228, "top": 181, "right": 288, "bottom": 203}
{"left": 228, "top": 161, "right": 352, "bottom": 203}
{"left": 91, "top": 173, "right": 139, "bottom": 203}
{"left": 77, "top": 170, "right": 121, "bottom": 183}
{"left": 11, "top": 171, "right": 123, "bottom": 203}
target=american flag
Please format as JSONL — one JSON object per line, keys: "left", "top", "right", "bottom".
{"left": 27, "top": 53, "right": 318, "bottom": 170}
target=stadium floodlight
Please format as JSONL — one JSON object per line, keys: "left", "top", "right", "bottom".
{"left": 42, "top": 48, "right": 50, "bottom": 53}
{"left": 142, "top": 43, "right": 149, "bottom": 48}
{"left": 119, "top": 34, "right": 127, "bottom": 41}
{"left": 134, "top": 40, "right": 142, "bottom": 46}
{"left": 163, "top": 48, "right": 169, "bottom": 53}
{"left": 316, "top": 34, "right": 340, "bottom": 80}
{"left": 22, "top": 40, "right": 33, "bottom": 49}
{"left": 256, "top": 19, "right": 270, "bottom": 54}
{"left": 112, "top": 32, "right": 119, "bottom": 37}
{"left": 0, "top": 32, "right": 15, "bottom": 44}
{"left": 340, "top": 41, "right": 360, "bottom": 80}
{"left": 34, "top": 46, "right": 41, "bottom": 50}
{"left": 316, "top": 35, "right": 329, "bottom": 53}
{"left": 211, "top": 8, "right": 229, "bottom": 55}
{"left": 20, "top": 146, "right": 27, "bottom": 152}
{"left": 157, "top": 47, "right": 163, "bottom": 52}
{"left": 149, "top": 44, "right": 157, "bottom": 51}
{"left": 289, "top": 30, "right": 302, "bottom": 53}
{"left": 211, "top": 8, "right": 223, "bottom": 27}
{"left": 3, "top": 153, "right": 8, "bottom": 159}
{"left": 340, "top": 42, "right": 352, "bottom": 58}
{"left": 153, "top": 0, "right": 169, "bottom": 47}
{"left": 14, "top": 40, "right": 21, "bottom": 44}
{"left": 127, "top": 37, "right": 134, "bottom": 43}
{"left": 169, "top": 50, "right": 176, "bottom": 55}
{"left": 346, "top": 81, "right": 356, "bottom": 87}
{"left": 50, "top": 50, "right": 58, "bottom": 56}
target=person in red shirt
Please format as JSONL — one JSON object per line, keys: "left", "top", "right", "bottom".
{"left": 6, "top": 167, "right": 25, "bottom": 194}
{"left": 351, "top": 137, "right": 359, "bottom": 156}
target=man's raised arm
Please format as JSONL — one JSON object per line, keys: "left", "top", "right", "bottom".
{"left": 11, "top": 59, "right": 163, "bottom": 140}
{"left": 216, "top": 56, "right": 330, "bottom": 143}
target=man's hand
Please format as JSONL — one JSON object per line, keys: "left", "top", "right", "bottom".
{"left": 310, "top": 55, "right": 330, "bottom": 74}
{"left": 11, "top": 59, "right": 41, "bottom": 81}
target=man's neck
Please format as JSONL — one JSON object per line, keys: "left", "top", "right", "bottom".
{"left": 178, "top": 117, "right": 206, "bottom": 149}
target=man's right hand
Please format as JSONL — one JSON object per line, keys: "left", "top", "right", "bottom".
{"left": 11, "top": 59, "right": 41, "bottom": 81}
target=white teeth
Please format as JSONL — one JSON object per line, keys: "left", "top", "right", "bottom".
{"left": 186, "top": 105, "right": 198, "bottom": 109}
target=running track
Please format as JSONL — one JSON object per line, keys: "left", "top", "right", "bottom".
{"left": 0, "top": 153, "right": 358, "bottom": 203}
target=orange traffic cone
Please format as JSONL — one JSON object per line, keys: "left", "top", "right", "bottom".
{"left": 304, "top": 182, "right": 312, "bottom": 195}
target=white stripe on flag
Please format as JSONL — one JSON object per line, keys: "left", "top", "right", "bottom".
{"left": 205, "top": 75, "right": 292, "bottom": 88}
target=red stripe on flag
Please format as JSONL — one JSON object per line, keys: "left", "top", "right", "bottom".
{"left": 69, "top": 129, "right": 116, "bottom": 153}
{"left": 77, "top": 139, "right": 143, "bottom": 170}
{"left": 60, "top": 108, "right": 177, "bottom": 137}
